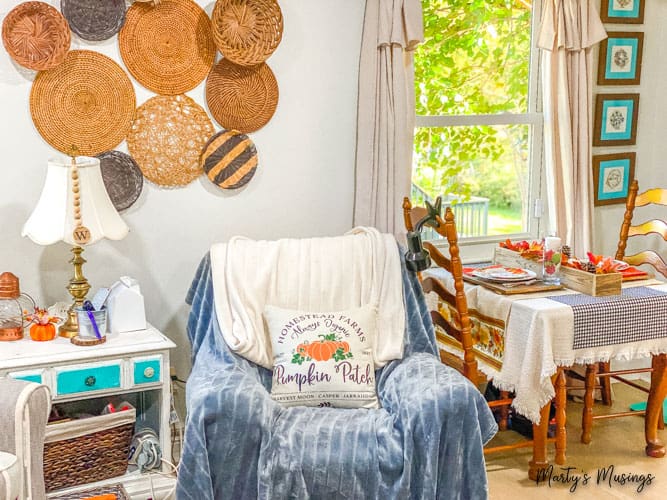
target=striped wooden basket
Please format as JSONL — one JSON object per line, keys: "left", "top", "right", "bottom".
{"left": 200, "top": 130, "right": 259, "bottom": 190}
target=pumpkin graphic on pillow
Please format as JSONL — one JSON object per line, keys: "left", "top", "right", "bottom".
{"left": 292, "top": 334, "right": 353, "bottom": 364}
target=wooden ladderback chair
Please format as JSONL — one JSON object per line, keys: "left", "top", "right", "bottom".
{"left": 615, "top": 180, "right": 667, "bottom": 278}
{"left": 402, "top": 197, "right": 532, "bottom": 455}
{"left": 402, "top": 197, "right": 479, "bottom": 385}
{"left": 581, "top": 180, "right": 667, "bottom": 446}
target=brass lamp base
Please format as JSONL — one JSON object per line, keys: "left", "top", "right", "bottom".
{"left": 59, "top": 246, "right": 91, "bottom": 338}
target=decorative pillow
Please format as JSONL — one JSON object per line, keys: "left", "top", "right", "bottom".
{"left": 264, "top": 304, "right": 380, "bottom": 409}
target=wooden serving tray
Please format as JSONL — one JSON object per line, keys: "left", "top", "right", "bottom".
{"left": 462, "top": 273, "right": 564, "bottom": 295}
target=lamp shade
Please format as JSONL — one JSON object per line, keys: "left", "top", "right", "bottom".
{"left": 22, "top": 156, "right": 129, "bottom": 246}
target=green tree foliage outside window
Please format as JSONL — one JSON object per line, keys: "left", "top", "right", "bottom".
{"left": 414, "top": 0, "right": 532, "bottom": 233}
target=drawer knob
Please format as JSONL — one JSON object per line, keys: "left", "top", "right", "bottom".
{"left": 143, "top": 367, "right": 155, "bottom": 379}
{"left": 85, "top": 375, "right": 96, "bottom": 387}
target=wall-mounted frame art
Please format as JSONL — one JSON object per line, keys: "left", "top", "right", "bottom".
{"left": 601, "top": 0, "right": 645, "bottom": 25}
{"left": 593, "top": 93, "right": 639, "bottom": 146}
{"left": 593, "top": 152, "right": 636, "bottom": 206}
{"left": 597, "top": 32, "right": 644, "bottom": 85}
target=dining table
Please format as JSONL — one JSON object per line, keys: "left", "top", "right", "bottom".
{"left": 424, "top": 264, "right": 667, "bottom": 480}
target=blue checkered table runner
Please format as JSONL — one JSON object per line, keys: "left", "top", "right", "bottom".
{"left": 547, "top": 287, "right": 667, "bottom": 349}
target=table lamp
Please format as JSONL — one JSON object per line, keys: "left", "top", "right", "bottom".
{"left": 22, "top": 154, "right": 129, "bottom": 338}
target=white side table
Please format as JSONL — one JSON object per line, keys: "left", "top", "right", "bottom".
{"left": 0, "top": 324, "right": 177, "bottom": 499}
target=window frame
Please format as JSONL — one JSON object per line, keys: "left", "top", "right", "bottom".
{"left": 414, "top": 0, "right": 546, "bottom": 263}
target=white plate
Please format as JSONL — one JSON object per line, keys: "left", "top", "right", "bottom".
{"left": 472, "top": 267, "right": 536, "bottom": 282}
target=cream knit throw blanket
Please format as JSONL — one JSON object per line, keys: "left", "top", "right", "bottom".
{"left": 210, "top": 227, "right": 405, "bottom": 369}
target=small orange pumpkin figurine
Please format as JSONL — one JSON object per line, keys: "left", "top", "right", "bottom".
{"left": 26, "top": 307, "right": 59, "bottom": 341}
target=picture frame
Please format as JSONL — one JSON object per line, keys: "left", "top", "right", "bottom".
{"left": 600, "top": 0, "right": 645, "bottom": 24}
{"left": 593, "top": 93, "right": 639, "bottom": 147}
{"left": 597, "top": 32, "right": 644, "bottom": 85}
{"left": 593, "top": 152, "right": 636, "bottom": 206}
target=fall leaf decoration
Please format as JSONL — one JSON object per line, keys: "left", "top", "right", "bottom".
{"left": 291, "top": 333, "right": 353, "bottom": 364}
{"left": 562, "top": 253, "right": 625, "bottom": 274}
{"left": 499, "top": 239, "right": 544, "bottom": 260}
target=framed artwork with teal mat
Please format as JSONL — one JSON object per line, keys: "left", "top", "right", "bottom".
{"left": 630, "top": 399, "right": 667, "bottom": 424}
{"left": 593, "top": 152, "right": 635, "bottom": 206}
{"left": 598, "top": 32, "right": 644, "bottom": 85}
{"left": 601, "top": 0, "right": 645, "bottom": 24}
{"left": 593, "top": 93, "right": 639, "bottom": 146}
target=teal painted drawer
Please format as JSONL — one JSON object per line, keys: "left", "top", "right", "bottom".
{"left": 56, "top": 363, "right": 121, "bottom": 396}
{"left": 133, "top": 356, "right": 162, "bottom": 385}
{"left": 8, "top": 370, "right": 43, "bottom": 384}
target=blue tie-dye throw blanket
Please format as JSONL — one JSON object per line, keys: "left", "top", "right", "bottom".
{"left": 177, "top": 249, "right": 497, "bottom": 499}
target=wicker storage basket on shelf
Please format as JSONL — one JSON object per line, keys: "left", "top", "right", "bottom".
{"left": 211, "top": 0, "right": 283, "bottom": 66}
{"left": 43, "top": 408, "right": 136, "bottom": 492}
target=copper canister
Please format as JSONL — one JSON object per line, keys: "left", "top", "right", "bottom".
{"left": 0, "top": 272, "right": 24, "bottom": 340}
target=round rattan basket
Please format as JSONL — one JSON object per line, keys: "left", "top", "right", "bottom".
{"left": 61, "top": 0, "right": 127, "bottom": 42}
{"left": 206, "top": 58, "right": 278, "bottom": 133}
{"left": 96, "top": 150, "right": 144, "bottom": 211}
{"left": 128, "top": 95, "right": 214, "bottom": 187}
{"left": 200, "top": 129, "right": 258, "bottom": 190}
{"left": 29, "top": 50, "right": 136, "bottom": 156}
{"left": 2, "top": 1, "right": 70, "bottom": 71}
{"left": 211, "top": 0, "right": 283, "bottom": 66}
{"left": 119, "top": 0, "right": 216, "bottom": 95}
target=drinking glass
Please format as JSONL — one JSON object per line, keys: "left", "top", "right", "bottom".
{"left": 542, "top": 236, "right": 562, "bottom": 284}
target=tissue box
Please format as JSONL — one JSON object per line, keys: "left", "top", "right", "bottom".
{"left": 106, "top": 277, "right": 146, "bottom": 333}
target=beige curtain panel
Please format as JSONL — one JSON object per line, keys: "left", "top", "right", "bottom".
{"left": 353, "top": 0, "right": 424, "bottom": 235}
{"left": 538, "top": 0, "right": 607, "bottom": 256}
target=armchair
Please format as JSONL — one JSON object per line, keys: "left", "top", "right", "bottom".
{"left": 177, "top": 248, "right": 497, "bottom": 499}
{"left": 0, "top": 378, "right": 50, "bottom": 500}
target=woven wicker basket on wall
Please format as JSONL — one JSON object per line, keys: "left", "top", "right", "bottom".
{"left": 1, "top": 1, "right": 71, "bottom": 71}
{"left": 43, "top": 409, "right": 136, "bottom": 492}
{"left": 211, "top": 0, "right": 283, "bottom": 66}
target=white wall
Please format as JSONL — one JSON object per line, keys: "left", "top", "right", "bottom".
{"left": 593, "top": 0, "right": 667, "bottom": 256}
{"left": 0, "top": 0, "right": 365, "bottom": 378}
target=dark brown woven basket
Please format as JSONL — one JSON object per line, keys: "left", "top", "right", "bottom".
{"left": 61, "top": 0, "right": 127, "bottom": 42}
{"left": 211, "top": 0, "right": 283, "bottom": 66}
{"left": 96, "top": 150, "right": 144, "bottom": 212}
{"left": 43, "top": 411, "right": 135, "bottom": 492}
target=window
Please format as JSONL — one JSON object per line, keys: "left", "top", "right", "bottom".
{"left": 413, "top": 0, "right": 543, "bottom": 260}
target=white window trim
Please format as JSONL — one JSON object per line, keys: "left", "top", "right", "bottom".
{"left": 415, "top": 0, "right": 545, "bottom": 263}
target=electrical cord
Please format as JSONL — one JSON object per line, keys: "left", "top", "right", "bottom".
{"left": 147, "top": 457, "right": 179, "bottom": 499}
{"left": 169, "top": 376, "right": 185, "bottom": 465}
